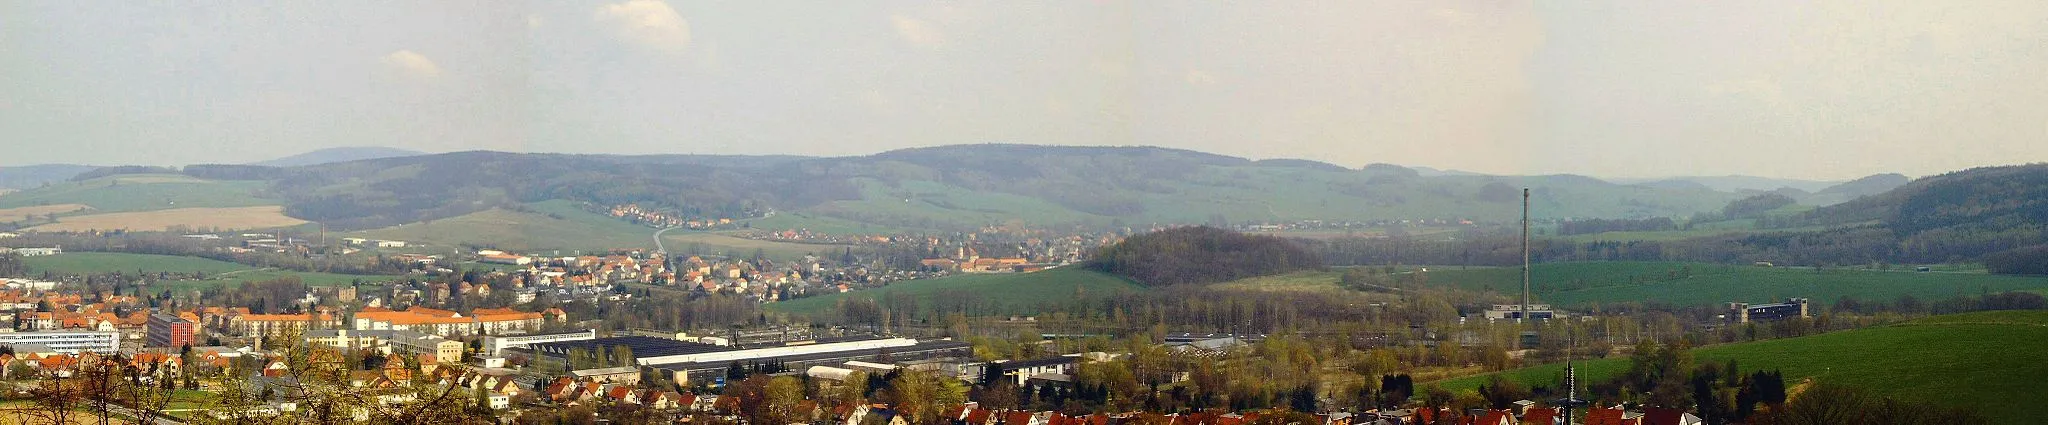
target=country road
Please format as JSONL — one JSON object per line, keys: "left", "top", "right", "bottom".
{"left": 652, "top": 226, "right": 681, "bottom": 253}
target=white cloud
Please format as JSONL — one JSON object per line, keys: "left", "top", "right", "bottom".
{"left": 595, "top": 0, "right": 691, "bottom": 52}
{"left": 380, "top": 50, "right": 443, "bottom": 78}
{"left": 1183, "top": 69, "right": 1217, "bottom": 86}
{"left": 891, "top": 15, "right": 946, "bottom": 48}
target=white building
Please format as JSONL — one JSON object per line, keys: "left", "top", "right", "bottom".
{"left": 0, "top": 330, "right": 120, "bottom": 354}
{"left": 633, "top": 337, "right": 919, "bottom": 366}
{"left": 12, "top": 247, "right": 62, "bottom": 257}
{"left": 481, "top": 330, "right": 598, "bottom": 356}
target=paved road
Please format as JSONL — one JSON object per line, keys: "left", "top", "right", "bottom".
{"left": 652, "top": 226, "right": 681, "bottom": 253}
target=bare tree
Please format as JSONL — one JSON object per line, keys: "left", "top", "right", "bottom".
{"left": 28, "top": 378, "right": 83, "bottom": 425}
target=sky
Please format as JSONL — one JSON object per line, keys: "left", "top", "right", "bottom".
{"left": 3, "top": 1, "right": 2046, "bottom": 180}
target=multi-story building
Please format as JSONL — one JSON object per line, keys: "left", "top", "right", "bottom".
{"left": 224, "top": 312, "right": 343, "bottom": 337}
{"left": 351, "top": 307, "right": 565, "bottom": 338}
{"left": 303, "top": 329, "right": 465, "bottom": 364}
{"left": 146, "top": 313, "right": 195, "bottom": 348}
{"left": 0, "top": 330, "right": 120, "bottom": 354}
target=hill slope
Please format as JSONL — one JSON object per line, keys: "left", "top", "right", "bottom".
{"left": 238, "top": 145, "right": 1743, "bottom": 232}
{"left": 351, "top": 200, "right": 846, "bottom": 257}
{"left": 1421, "top": 261, "right": 2048, "bottom": 308}
{"left": 1436, "top": 311, "right": 2048, "bottom": 424}
{"left": 0, "top": 164, "right": 98, "bottom": 190}
{"left": 0, "top": 174, "right": 277, "bottom": 213}
{"left": 765, "top": 267, "right": 1141, "bottom": 317}
{"left": 252, "top": 146, "right": 425, "bottom": 167}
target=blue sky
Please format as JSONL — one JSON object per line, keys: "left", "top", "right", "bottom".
{"left": 4, "top": 1, "right": 2045, "bottom": 180}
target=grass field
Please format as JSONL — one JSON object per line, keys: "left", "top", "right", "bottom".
{"left": 0, "top": 174, "right": 277, "bottom": 213}
{"left": 21, "top": 252, "right": 393, "bottom": 290}
{"left": 1211, "top": 266, "right": 1460, "bottom": 293}
{"left": 23, "top": 252, "right": 250, "bottom": 275}
{"left": 1551, "top": 222, "right": 1868, "bottom": 243}
{"left": 1421, "top": 261, "right": 2048, "bottom": 308}
{"left": 0, "top": 204, "right": 93, "bottom": 223}
{"left": 355, "top": 200, "right": 847, "bottom": 259}
{"left": 26, "top": 205, "right": 307, "bottom": 232}
{"left": 739, "top": 212, "right": 911, "bottom": 235}
{"left": 766, "top": 267, "right": 1143, "bottom": 317}
{"left": 1435, "top": 311, "right": 2048, "bottom": 423}
{"left": 355, "top": 200, "right": 661, "bottom": 253}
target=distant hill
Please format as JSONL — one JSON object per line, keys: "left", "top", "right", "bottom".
{"left": 1702, "top": 164, "right": 2048, "bottom": 267}
{"left": 251, "top": 146, "right": 424, "bottom": 167}
{"left": 4, "top": 145, "right": 1757, "bottom": 234}
{"left": 1614, "top": 175, "right": 1841, "bottom": 193}
{"left": 0, "top": 164, "right": 98, "bottom": 189}
{"left": 1802, "top": 173, "right": 1910, "bottom": 205}
{"left": 244, "top": 145, "right": 1742, "bottom": 231}
{"left": 1802, "top": 165, "right": 2046, "bottom": 234}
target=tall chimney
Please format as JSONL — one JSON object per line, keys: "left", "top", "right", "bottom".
{"left": 1521, "top": 188, "right": 1531, "bottom": 328}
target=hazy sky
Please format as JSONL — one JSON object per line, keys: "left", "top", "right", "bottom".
{"left": 5, "top": 1, "right": 2046, "bottom": 180}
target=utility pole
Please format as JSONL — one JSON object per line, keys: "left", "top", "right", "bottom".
{"left": 1566, "top": 330, "right": 1579, "bottom": 424}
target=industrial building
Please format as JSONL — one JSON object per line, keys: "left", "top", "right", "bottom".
{"left": 526, "top": 334, "right": 973, "bottom": 385}
{"left": 1483, "top": 304, "right": 1557, "bottom": 320}
{"left": 483, "top": 330, "right": 598, "bottom": 356}
{"left": 1729, "top": 298, "right": 1810, "bottom": 323}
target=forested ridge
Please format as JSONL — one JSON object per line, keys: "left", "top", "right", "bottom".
{"left": 18, "top": 144, "right": 1749, "bottom": 231}
{"left": 1089, "top": 226, "right": 1324, "bottom": 286}
{"left": 1307, "top": 164, "right": 2048, "bottom": 274}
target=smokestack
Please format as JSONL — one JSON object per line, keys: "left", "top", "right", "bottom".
{"left": 1522, "top": 188, "right": 1531, "bottom": 328}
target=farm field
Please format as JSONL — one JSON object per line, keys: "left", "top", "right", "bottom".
{"left": 353, "top": 199, "right": 671, "bottom": 253}
{"left": 1550, "top": 222, "right": 1866, "bottom": 243}
{"left": 0, "top": 174, "right": 277, "bottom": 213}
{"left": 1421, "top": 261, "right": 2048, "bottom": 308}
{"left": 766, "top": 267, "right": 1142, "bottom": 317}
{"left": 738, "top": 212, "right": 912, "bottom": 236}
{"left": 1435, "top": 311, "right": 2048, "bottom": 424}
{"left": 0, "top": 204, "right": 93, "bottom": 222}
{"left": 1211, "top": 265, "right": 1462, "bottom": 293}
{"left": 22, "top": 252, "right": 249, "bottom": 275}
{"left": 20, "top": 252, "right": 392, "bottom": 291}
{"left": 26, "top": 205, "right": 307, "bottom": 232}
{"left": 355, "top": 200, "right": 846, "bottom": 259}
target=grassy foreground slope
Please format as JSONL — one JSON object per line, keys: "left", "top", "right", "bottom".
{"left": 766, "top": 267, "right": 1142, "bottom": 317}
{"left": 1423, "top": 261, "right": 2048, "bottom": 308}
{"left": 1438, "top": 311, "right": 2048, "bottom": 423}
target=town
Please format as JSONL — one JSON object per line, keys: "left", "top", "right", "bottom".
{"left": 6, "top": 2, "right": 2047, "bottom": 423}
{"left": 1, "top": 214, "right": 2021, "bottom": 425}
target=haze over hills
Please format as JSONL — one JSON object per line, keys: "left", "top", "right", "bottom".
{"left": 0, "top": 145, "right": 2010, "bottom": 243}
{"left": 248, "top": 144, "right": 1749, "bottom": 231}
{"left": 1612, "top": 175, "right": 1843, "bottom": 193}
{"left": 0, "top": 164, "right": 99, "bottom": 190}
{"left": 249, "top": 146, "right": 426, "bottom": 167}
